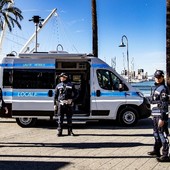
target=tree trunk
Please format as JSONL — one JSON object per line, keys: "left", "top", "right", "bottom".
{"left": 166, "top": 0, "right": 170, "bottom": 89}
{"left": 92, "top": 0, "right": 98, "bottom": 57}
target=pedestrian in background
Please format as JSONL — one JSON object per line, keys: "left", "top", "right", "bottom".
{"left": 148, "top": 70, "right": 170, "bottom": 162}
{"left": 54, "top": 73, "right": 78, "bottom": 137}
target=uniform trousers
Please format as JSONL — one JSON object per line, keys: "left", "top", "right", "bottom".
{"left": 153, "top": 116, "right": 169, "bottom": 157}
{"left": 57, "top": 104, "right": 73, "bottom": 132}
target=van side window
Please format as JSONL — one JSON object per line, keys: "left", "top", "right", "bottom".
{"left": 3, "top": 69, "right": 55, "bottom": 89}
{"left": 96, "top": 69, "right": 122, "bottom": 91}
{"left": 110, "top": 72, "right": 121, "bottom": 90}
{"left": 3, "top": 69, "right": 13, "bottom": 87}
{"left": 97, "top": 70, "right": 112, "bottom": 90}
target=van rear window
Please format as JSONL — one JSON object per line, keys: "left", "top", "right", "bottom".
{"left": 3, "top": 69, "right": 55, "bottom": 89}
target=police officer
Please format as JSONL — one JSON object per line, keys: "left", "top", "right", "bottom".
{"left": 147, "top": 70, "right": 170, "bottom": 162}
{"left": 54, "top": 73, "right": 78, "bottom": 137}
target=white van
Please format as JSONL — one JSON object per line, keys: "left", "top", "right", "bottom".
{"left": 0, "top": 51, "right": 151, "bottom": 127}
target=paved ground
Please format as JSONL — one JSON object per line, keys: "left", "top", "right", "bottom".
{"left": 0, "top": 117, "right": 170, "bottom": 170}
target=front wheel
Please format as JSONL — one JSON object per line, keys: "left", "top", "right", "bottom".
{"left": 118, "top": 107, "right": 138, "bottom": 126}
{"left": 16, "top": 118, "right": 37, "bottom": 128}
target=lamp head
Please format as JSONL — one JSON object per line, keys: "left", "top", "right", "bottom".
{"left": 119, "top": 42, "right": 126, "bottom": 47}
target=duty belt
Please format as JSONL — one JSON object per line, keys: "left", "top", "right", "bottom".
{"left": 59, "top": 99, "right": 72, "bottom": 105}
{"left": 151, "top": 104, "right": 169, "bottom": 116}
{"left": 151, "top": 104, "right": 161, "bottom": 116}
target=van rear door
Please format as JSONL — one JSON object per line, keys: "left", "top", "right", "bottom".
{"left": 11, "top": 58, "right": 55, "bottom": 117}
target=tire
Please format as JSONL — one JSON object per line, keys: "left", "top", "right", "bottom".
{"left": 16, "top": 118, "right": 37, "bottom": 128}
{"left": 118, "top": 107, "right": 138, "bottom": 126}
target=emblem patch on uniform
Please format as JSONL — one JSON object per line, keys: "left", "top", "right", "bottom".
{"left": 162, "top": 93, "right": 166, "bottom": 97}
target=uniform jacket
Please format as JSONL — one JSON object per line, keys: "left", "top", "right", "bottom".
{"left": 54, "top": 80, "right": 78, "bottom": 105}
{"left": 151, "top": 83, "right": 169, "bottom": 121}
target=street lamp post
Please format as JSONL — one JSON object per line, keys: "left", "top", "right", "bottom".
{"left": 119, "top": 35, "right": 130, "bottom": 82}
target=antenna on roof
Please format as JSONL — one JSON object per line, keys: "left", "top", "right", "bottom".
{"left": 29, "top": 15, "right": 44, "bottom": 52}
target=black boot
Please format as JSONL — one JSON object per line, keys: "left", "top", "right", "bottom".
{"left": 147, "top": 151, "right": 161, "bottom": 157}
{"left": 68, "top": 129, "right": 75, "bottom": 136}
{"left": 57, "top": 130, "right": 62, "bottom": 137}
{"left": 157, "top": 156, "right": 170, "bottom": 162}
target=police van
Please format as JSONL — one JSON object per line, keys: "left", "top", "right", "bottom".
{"left": 0, "top": 51, "right": 151, "bottom": 127}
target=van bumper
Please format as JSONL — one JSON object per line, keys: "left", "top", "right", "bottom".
{"left": 138, "top": 97, "right": 151, "bottom": 119}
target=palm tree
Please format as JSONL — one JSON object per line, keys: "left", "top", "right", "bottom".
{"left": 166, "top": 0, "right": 170, "bottom": 89}
{"left": 0, "top": 0, "right": 23, "bottom": 32}
{"left": 92, "top": 0, "right": 98, "bottom": 57}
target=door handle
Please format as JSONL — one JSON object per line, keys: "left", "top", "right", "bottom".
{"left": 96, "top": 90, "right": 101, "bottom": 97}
{"left": 48, "top": 90, "right": 53, "bottom": 97}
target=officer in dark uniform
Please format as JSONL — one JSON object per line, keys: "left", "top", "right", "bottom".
{"left": 147, "top": 70, "right": 170, "bottom": 162}
{"left": 54, "top": 73, "right": 78, "bottom": 136}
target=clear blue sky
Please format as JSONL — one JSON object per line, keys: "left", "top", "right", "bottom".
{"left": 2, "top": 0, "right": 166, "bottom": 75}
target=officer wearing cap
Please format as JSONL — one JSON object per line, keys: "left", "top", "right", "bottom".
{"left": 54, "top": 73, "right": 78, "bottom": 136}
{"left": 147, "top": 70, "right": 170, "bottom": 162}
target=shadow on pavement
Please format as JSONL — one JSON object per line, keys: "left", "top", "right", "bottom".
{"left": 0, "top": 160, "right": 70, "bottom": 170}
{"left": 0, "top": 154, "right": 155, "bottom": 160}
{"left": 76, "top": 133, "right": 153, "bottom": 137}
{"left": 0, "top": 141, "right": 152, "bottom": 149}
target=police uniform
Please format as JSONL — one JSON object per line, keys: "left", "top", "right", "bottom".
{"left": 54, "top": 73, "right": 78, "bottom": 136}
{"left": 148, "top": 70, "right": 170, "bottom": 162}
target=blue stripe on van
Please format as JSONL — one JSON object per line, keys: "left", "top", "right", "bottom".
{"left": 91, "top": 63, "right": 109, "bottom": 68}
{"left": 0, "top": 63, "right": 55, "bottom": 68}
{"left": 0, "top": 63, "right": 13, "bottom": 67}
{"left": 91, "top": 91, "right": 138, "bottom": 97}
{"left": 3, "top": 91, "right": 138, "bottom": 97}
{"left": 3, "top": 91, "right": 52, "bottom": 97}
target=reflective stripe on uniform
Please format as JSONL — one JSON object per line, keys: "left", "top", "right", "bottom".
{"left": 151, "top": 112, "right": 161, "bottom": 116}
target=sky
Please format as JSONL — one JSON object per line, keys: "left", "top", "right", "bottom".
{"left": 1, "top": 0, "right": 166, "bottom": 76}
